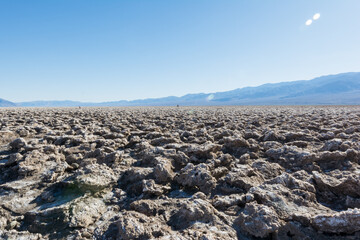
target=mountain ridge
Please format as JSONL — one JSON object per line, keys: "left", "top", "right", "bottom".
{"left": 0, "top": 98, "right": 16, "bottom": 107}
{"left": 2, "top": 72, "right": 360, "bottom": 107}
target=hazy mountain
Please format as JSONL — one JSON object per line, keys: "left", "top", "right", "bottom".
{"left": 0, "top": 98, "right": 16, "bottom": 107}
{"left": 18, "top": 100, "right": 97, "bottom": 107}
{"left": 207, "top": 72, "right": 360, "bottom": 105}
{"left": 9, "top": 72, "right": 360, "bottom": 107}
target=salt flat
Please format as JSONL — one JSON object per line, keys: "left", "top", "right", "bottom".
{"left": 0, "top": 106, "right": 359, "bottom": 239}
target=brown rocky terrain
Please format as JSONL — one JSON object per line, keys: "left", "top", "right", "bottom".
{"left": 0, "top": 106, "right": 359, "bottom": 240}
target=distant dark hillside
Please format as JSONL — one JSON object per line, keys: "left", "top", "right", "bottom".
{"left": 12, "top": 72, "right": 360, "bottom": 107}
{"left": 0, "top": 98, "right": 16, "bottom": 107}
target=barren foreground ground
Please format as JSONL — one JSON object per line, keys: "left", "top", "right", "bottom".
{"left": 0, "top": 106, "right": 359, "bottom": 240}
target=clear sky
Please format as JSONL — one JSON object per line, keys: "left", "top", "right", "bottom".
{"left": 1, "top": 0, "right": 360, "bottom": 102}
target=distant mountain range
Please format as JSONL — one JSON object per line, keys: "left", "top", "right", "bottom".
{"left": 1, "top": 72, "right": 360, "bottom": 107}
{"left": 0, "top": 98, "right": 16, "bottom": 107}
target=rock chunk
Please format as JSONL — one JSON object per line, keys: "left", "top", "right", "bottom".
{"left": 69, "top": 197, "right": 106, "bottom": 228}
{"left": 175, "top": 163, "right": 216, "bottom": 194}
{"left": 237, "top": 202, "right": 283, "bottom": 238}
{"left": 9, "top": 138, "right": 27, "bottom": 151}
{"left": 65, "top": 163, "right": 116, "bottom": 193}
{"left": 312, "top": 208, "right": 360, "bottom": 234}
{"left": 116, "top": 211, "right": 174, "bottom": 239}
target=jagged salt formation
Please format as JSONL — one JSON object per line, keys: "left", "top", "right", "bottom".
{"left": 0, "top": 106, "right": 359, "bottom": 239}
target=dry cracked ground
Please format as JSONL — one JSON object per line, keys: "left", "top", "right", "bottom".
{"left": 0, "top": 106, "right": 360, "bottom": 240}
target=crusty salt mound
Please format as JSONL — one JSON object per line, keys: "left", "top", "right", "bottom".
{"left": 0, "top": 106, "right": 359, "bottom": 239}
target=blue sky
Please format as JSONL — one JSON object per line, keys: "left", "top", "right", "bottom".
{"left": 1, "top": 0, "right": 360, "bottom": 102}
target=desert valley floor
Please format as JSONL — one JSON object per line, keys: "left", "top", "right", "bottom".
{"left": 0, "top": 106, "right": 359, "bottom": 239}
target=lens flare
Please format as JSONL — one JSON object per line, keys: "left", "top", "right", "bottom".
{"left": 313, "top": 13, "right": 320, "bottom": 20}
{"left": 206, "top": 94, "right": 215, "bottom": 101}
{"left": 305, "top": 19, "right": 312, "bottom": 26}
